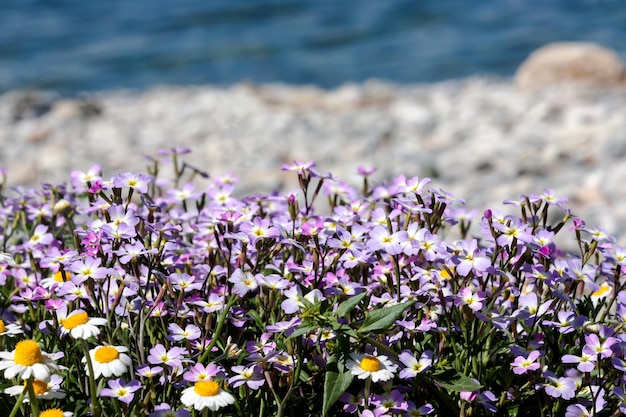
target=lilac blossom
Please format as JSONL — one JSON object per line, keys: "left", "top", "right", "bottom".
{"left": 367, "top": 225, "right": 407, "bottom": 255}
{"left": 583, "top": 333, "right": 617, "bottom": 359}
{"left": 544, "top": 373, "right": 577, "bottom": 400}
{"left": 494, "top": 218, "right": 533, "bottom": 246}
{"left": 455, "top": 287, "right": 486, "bottom": 312}
{"left": 112, "top": 172, "right": 151, "bottom": 193}
{"left": 542, "top": 311, "right": 586, "bottom": 334}
{"left": 562, "top": 351, "right": 596, "bottom": 373}
{"left": 149, "top": 405, "right": 191, "bottom": 417}
{"left": 510, "top": 350, "right": 541, "bottom": 375}
{"left": 228, "top": 268, "right": 259, "bottom": 297}
{"left": 229, "top": 364, "right": 265, "bottom": 389}
{"left": 453, "top": 239, "right": 491, "bottom": 276}
{"left": 565, "top": 404, "right": 592, "bottom": 417}
{"left": 398, "top": 350, "right": 433, "bottom": 379}
{"left": 183, "top": 363, "right": 224, "bottom": 382}
{"left": 167, "top": 323, "right": 201, "bottom": 342}
{"left": 147, "top": 344, "right": 188, "bottom": 370}
{"left": 100, "top": 378, "right": 142, "bottom": 404}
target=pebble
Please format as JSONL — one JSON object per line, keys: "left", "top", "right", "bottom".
{"left": 2, "top": 76, "right": 626, "bottom": 244}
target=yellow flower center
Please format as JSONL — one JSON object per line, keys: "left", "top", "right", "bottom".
{"left": 39, "top": 409, "right": 64, "bottom": 417}
{"left": 14, "top": 340, "right": 43, "bottom": 366}
{"left": 592, "top": 282, "right": 612, "bottom": 298}
{"left": 194, "top": 380, "right": 220, "bottom": 397}
{"left": 23, "top": 379, "right": 48, "bottom": 395}
{"left": 360, "top": 355, "right": 381, "bottom": 372}
{"left": 0, "top": 319, "right": 5, "bottom": 333}
{"left": 440, "top": 268, "right": 453, "bottom": 280}
{"left": 63, "top": 312, "right": 89, "bottom": 330}
{"left": 54, "top": 271, "right": 71, "bottom": 283}
{"left": 94, "top": 346, "right": 119, "bottom": 363}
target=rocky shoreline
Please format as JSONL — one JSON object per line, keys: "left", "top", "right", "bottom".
{"left": 1, "top": 76, "right": 626, "bottom": 242}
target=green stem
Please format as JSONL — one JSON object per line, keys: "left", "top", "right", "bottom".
{"left": 199, "top": 294, "right": 238, "bottom": 363}
{"left": 8, "top": 387, "right": 27, "bottom": 417}
{"left": 81, "top": 338, "right": 102, "bottom": 417}
{"left": 25, "top": 377, "right": 40, "bottom": 417}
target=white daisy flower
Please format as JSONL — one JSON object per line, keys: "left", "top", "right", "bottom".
{"left": 0, "top": 339, "right": 59, "bottom": 381}
{"left": 0, "top": 319, "right": 23, "bottom": 337}
{"left": 59, "top": 310, "right": 107, "bottom": 340}
{"left": 39, "top": 409, "right": 73, "bottom": 417}
{"left": 83, "top": 345, "right": 132, "bottom": 379}
{"left": 3, "top": 374, "right": 66, "bottom": 401}
{"left": 0, "top": 252, "right": 15, "bottom": 265}
{"left": 346, "top": 352, "right": 397, "bottom": 382}
{"left": 40, "top": 271, "right": 73, "bottom": 289}
{"left": 180, "top": 380, "right": 235, "bottom": 411}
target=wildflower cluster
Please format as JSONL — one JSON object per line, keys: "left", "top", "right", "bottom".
{"left": 0, "top": 148, "right": 624, "bottom": 416}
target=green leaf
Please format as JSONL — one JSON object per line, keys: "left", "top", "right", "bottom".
{"left": 323, "top": 355, "right": 354, "bottom": 416}
{"left": 246, "top": 309, "right": 265, "bottom": 329}
{"left": 330, "top": 322, "right": 358, "bottom": 339}
{"left": 286, "top": 324, "right": 319, "bottom": 340}
{"left": 357, "top": 301, "right": 414, "bottom": 334}
{"left": 336, "top": 292, "right": 367, "bottom": 319}
{"left": 431, "top": 367, "right": 482, "bottom": 392}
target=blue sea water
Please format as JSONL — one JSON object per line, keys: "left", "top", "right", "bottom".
{"left": 0, "top": 0, "right": 625, "bottom": 95}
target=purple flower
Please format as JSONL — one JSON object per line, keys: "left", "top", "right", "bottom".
{"left": 339, "top": 391, "right": 364, "bottom": 414}
{"left": 542, "top": 311, "right": 586, "bottom": 334}
{"left": 517, "top": 293, "right": 552, "bottom": 318}
{"left": 565, "top": 404, "right": 591, "bottom": 417}
{"left": 266, "top": 317, "right": 301, "bottom": 336}
{"left": 167, "top": 183, "right": 201, "bottom": 202}
{"left": 25, "top": 224, "right": 54, "bottom": 248}
{"left": 398, "top": 350, "right": 433, "bottom": 379}
{"left": 240, "top": 217, "right": 280, "bottom": 244}
{"left": 453, "top": 240, "right": 491, "bottom": 277}
{"left": 280, "top": 287, "right": 323, "bottom": 314}
{"left": 281, "top": 160, "right": 316, "bottom": 174}
{"left": 544, "top": 373, "right": 577, "bottom": 400}
{"left": 70, "top": 256, "right": 108, "bottom": 281}
{"left": 494, "top": 218, "right": 533, "bottom": 246}
{"left": 70, "top": 164, "right": 102, "bottom": 191}
{"left": 510, "top": 350, "right": 541, "bottom": 375}
{"left": 562, "top": 352, "right": 596, "bottom": 373}
{"left": 357, "top": 166, "right": 376, "bottom": 176}
{"left": 455, "top": 287, "right": 485, "bottom": 312}
{"left": 405, "top": 402, "right": 435, "bottom": 416}
{"left": 150, "top": 404, "right": 191, "bottom": 417}
{"left": 112, "top": 172, "right": 151, "bottom": 193}
{"left": 582, "top": 333, "right": 617, "bottom": 359}
{"left": 100, "top": 378, "right": 142, "bottom": 404}
{"left": 367, "top": 225, "right": 407, "bottom": 255}
{"left": 228, "top": 364, "right": 265, "bottom": 390}
{"left": 529, "top": 189, "right": 568, "bottom": 207}
{"left": 370, "top": 389, "right": 408, "bottom": 413}
{"left": 136, "top": 365, "right": 162, "bottom": 379}
{"left": 613, "top": 387, "right": 626, "bottom": 414}
{"left": 167, "top": 323, "right": 201, "bottom": 342}
{"left": 183, "top": 363, "right": 224, "bottom": 382}
{"left": 228, "top": 268, "right": 259, "bottom": 297}
{"left": 147, "top": 344, "right": 188, "bottom": 370}
{"left": 169, "top": 272, "right": 203, "bottom": 293}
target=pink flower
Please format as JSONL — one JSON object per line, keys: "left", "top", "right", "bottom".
{"left": 455, "top": 288, "right": 485, "bottom": 312}
{"left": 100, "top": 378, "right": 142, "bottom": 404}
{"left": 510, "top": 351, "right": 541, "bottom": 375}
{"left": 453, "top": 240, "right": 491, "bottom": 276}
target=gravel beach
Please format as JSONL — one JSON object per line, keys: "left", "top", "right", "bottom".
{"left": 1, "top": 76, "right": 626, "bottom": 242}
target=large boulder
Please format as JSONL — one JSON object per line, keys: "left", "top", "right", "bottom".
{"left": 515, "top": 42, "right": 626, "bottom": 91}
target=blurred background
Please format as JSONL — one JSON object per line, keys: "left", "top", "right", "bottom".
{"left": 1, "top": 0, "right": 625, "bottom": 95}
